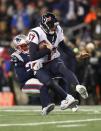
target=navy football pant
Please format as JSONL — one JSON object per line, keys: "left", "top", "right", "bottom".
{"left": 40, "top": 85, "right": 51, "bottom": 108}
{"left": 44, "top": 58, "right": 79, "bottom": 89}
{"left": 36, "top": 68, "right": 67, "bottom": 99}
{"left": 35, "top": 58, "right": 79, "bottom": 108}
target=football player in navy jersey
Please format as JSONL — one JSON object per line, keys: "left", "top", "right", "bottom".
{"left": 11, "top": 34, "right": 55, "bottom": 115}
{"left": 27, "top": 12, "right": 88, "bottom": 109}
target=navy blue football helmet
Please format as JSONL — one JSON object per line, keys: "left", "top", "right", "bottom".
{"left": 40, "top": 12, "right": 59, "bottom": 34}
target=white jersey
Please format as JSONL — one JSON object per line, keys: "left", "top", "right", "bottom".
{"left": 27, "top": 25, "right": 64, "bottom": 63}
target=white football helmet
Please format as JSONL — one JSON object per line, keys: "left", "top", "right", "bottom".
{"left": 13, "top": 34, "right": 29, "bottom": 53}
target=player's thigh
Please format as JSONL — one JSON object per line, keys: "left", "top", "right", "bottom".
{"left": 50, "top": 58, "right": 64, "bottom": 75}
{"left": 51, "top": 59, "right": 67, "bottom": 76}
{"left": 58, "top": 62, "right": 79, "bottom": 84}
{"left": 35, "top": 68, "right": 51, "bottom": 84}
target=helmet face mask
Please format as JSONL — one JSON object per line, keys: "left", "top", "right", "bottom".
{"left": 41, "top": 12, "right": 59, "bottom": 34}
{"left": 17, "top": 43, "right": 29, "bottom": 53}
{"left": 13, "top": 34, "right": 29, "bottom": 53}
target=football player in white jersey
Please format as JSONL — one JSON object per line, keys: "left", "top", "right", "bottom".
{"left": 27, "top": 12, "right": 88, "bottom": 110}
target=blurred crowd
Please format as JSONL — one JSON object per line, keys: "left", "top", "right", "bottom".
{"left": 0, "top": 0, "right": 101, "bottom": 105}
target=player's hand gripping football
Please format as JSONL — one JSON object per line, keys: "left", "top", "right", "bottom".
{"left": 39, "top": 40, "right": 53, "bottom": 50}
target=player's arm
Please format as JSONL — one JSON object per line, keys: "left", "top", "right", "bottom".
{"left": 11, "top": 55, "right": 25, "bottom": 80}
{"left": 27, "top": 31, "right": 51, "bottom": 61}
{"left": 58, "top": 25, "right": 90, "bottom": 60}
{"left": 57, "top": 26, "right": 75, "bottom": 57}
{"left": 59, "top": 40, "right": 75, "bottom": 58}
{"left": 11, "top": 55, "right": 33, "bottom": 84}
{"left": 29, "top": 42, "right": 51, "bottom": 61}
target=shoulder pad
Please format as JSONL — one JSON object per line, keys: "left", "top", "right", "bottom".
{"left": 57, "top": 25, "right": 63, "bottom": 33}
{"left": 11, "top": 52, "right": 24, "bottom": 62}
{"left": 31, "top": 27, "right": 42, "bottom": 35}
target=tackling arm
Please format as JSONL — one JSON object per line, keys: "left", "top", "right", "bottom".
{"left": 59, "top": 40, "right": 75, "bottom": 58}
{"left": 29, "top": 42, "right": 51, "bottom": 61}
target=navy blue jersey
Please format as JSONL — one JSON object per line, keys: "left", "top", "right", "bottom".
{"left": 11, "top": 51, "right": 34, "bottom": 87}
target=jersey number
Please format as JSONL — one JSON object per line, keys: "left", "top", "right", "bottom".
{"left": 29, "top": 33, "right": 35, "bottom": 41}
{"left": 25, "top": 62, "right": 31, "bottom": 72}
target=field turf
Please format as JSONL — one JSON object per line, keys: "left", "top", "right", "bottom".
{"left": 0, "top": 106, "right": 101, "bottom": 131}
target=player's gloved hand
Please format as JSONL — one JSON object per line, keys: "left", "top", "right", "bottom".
{"left": 31, "top": 59, "right": 44, "bottom": 71}
{"left": 46, "top": 44, "right": 53, "bottom": 50}
{"left": 39, "top": 40, "right": 53, "bottom": 50}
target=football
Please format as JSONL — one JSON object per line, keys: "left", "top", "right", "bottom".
{"left": 39, "top": 40, "right": 53, "bottom": 50}
{"left": 39, "top": 40, "right": 48, "bottom": 49}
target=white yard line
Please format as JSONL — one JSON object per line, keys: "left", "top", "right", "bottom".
{"left": 0, "top": 106, "right": 100, "bottom": 112}
{"left": 57, "top": 124, "right": 87, "bottom": 128}
{"left": 0, "top": 106, "right": 101, "bottom": 109}
{"left": 0, "top": 118, "right": 101, "bottom": 127}
{"left": 0, "top": 106, "right": 101, "bottom": 112}
{"left": 0, "top": 109, "right": 100, "bottom": 115}
{"left": 0, "top": 109, "right": 41, "bottom": 112}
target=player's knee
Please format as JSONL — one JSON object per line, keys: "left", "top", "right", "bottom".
{"left": 46, "top": 79, "right": 55, "bottom": 88}
{"left": 46, "top": 79, "right": 58, "bottom": 89}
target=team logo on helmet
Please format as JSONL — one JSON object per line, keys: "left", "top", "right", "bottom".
{"left": 13, "top": 34, "right": 29, "bottom": 53}
{"left": 40, "top": 12, "right": 59, "bottom": 34}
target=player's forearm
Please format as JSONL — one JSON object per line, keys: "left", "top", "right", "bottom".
{"left": 29, "top": 42, "right": 51, "bottom": 61}
{"left": 59, "top": 40, "right": 75, "bottom": 57}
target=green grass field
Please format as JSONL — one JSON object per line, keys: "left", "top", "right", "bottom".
{"left": 0, "top": 106, "right": 101, "bottom": 131}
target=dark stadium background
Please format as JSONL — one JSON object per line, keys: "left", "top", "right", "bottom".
{"left": 0, "top": 0, "right": 101, "bottom": 106}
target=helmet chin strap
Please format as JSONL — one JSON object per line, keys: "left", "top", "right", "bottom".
{"left": 20, "top": 50, "right": 29, "bottom": 54}
{"left": 40, "top": 25, "right": 55, "bottom": 34}
{"left": 21, "top": 49, "right": 29, "bottom": 54}
{"left": 40, "top": 22, "right": 59, "bottom": 35}
{"left": 48, "top": 22, "right": 59, "bottom": 35}
{"left": 23, "top": 50, "right": 29, "bottom": 54}
{"left": 49, "top": 31, "right": 55, "bottom": 35}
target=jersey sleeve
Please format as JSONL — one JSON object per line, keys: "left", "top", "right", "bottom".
{"left": 58, "top": 25, "right": 64, "bottom": 43}
{"left": 27, "top": 30, "right": 39, "bottom": 44}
